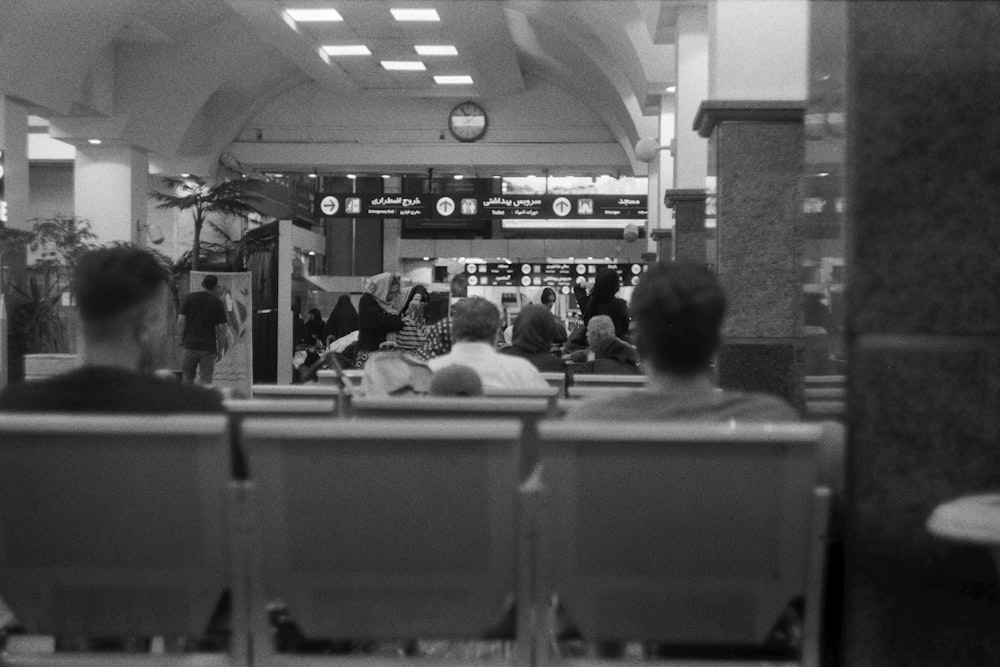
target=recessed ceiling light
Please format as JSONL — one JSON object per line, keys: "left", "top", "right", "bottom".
{"left": 346, "top": 174, "right": 356, "bottom": 179}
{"left": 665, "top": 85, "right": 676, "bottom": 93}
{"left": 381, "top": 174, "right": 391, "bottom": 179}
{"left": 453, "top": 174, "right": 464, "bottom": 180}
{"left": 87, "top": 139, "right": 102, "bottom": 145}
{"left": 391, "top": 8, "right": 440, "bottom": 21}
{"left": 286, "top": 8, "right": 343, "bottom": 22}
{"left": 434, "top": 75, "right": 473, "bottom": 85}
{"left": 381, "top": 60, "right": 426, "bottom": 71}
{"left": 322, "top": 45, "right": 371, "bottom": 56}
{"left": 415, "top": 45, "right": 457, "bottom": 56}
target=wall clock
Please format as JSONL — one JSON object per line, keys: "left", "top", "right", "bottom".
{"left": 448, "top": 101, "right": 488, "bottom": 142}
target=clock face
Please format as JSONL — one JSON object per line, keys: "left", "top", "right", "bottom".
{"left": 448, "top": 101, "right": 487, "bottom": 142}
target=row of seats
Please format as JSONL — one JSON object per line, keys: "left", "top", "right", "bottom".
{"left": 0, "top": 414, "right": 842, "bottom": 667}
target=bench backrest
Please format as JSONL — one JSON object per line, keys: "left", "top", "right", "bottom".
{"left": 0, "top": 414, "right": 235, "bottom": 640}
{"left": 536, "top": 421, "right": 832, "bottom": 654}
{"left": 239, "top": 417, "right": 524, "bottom": 645}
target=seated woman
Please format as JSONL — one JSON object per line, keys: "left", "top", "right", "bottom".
{"left": 500, "top": 304, "right": 567, "bottom": 372}
{"left": 355, "top": 272, "right": 404, "bottom": 368}
{"left": 394, "top": 284, "right": 430, "bottom": 352}
{"left": 567, "top": 315, "right": 641, "bottom": 375}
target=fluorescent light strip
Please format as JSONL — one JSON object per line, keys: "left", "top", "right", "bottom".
{"left": 415, "top": 45, "right": 457, "bottom": 56}
{"left": 502, "top": 219, "right": 636, "bottom": 230}
{"left": 391, "top": 8, "right": 440, "bottom": 21}
{"left": 434, "top": 75, "right": 473, "bottom": 85}
{"left": 382, "top": 60, "right": 426, "bottom": 71}
{"left": 322, "top": 45, "right": 371, "bottom": 56}
{"left": 286, "top": 8, "right": 343, "bottom": 22}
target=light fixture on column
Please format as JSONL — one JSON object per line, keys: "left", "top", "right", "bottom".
{"left": 634, "top": 137, "right": 674, "bottom": 163}
{"left": 136, "top": 219, "right": 165, "bottom": 245}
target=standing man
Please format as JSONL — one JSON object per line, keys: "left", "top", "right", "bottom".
{"left": 178, "top": 274, "right": 228, "bottom": 385}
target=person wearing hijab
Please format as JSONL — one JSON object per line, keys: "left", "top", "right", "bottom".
{"left": 539, "top": 287, "right": 569, "bottom": 344}
{"left": 304, "top": 308, "right": 325, "bottom": 347}
{"left": 500, "top": 304, "right": 567, "bottom": 372}
{"left": 394, "top": 284, "right": 430, "bottom": 351}
{"left": 324, "top": 294, "right": 359, "bottom": 343}
{"left": 355, "top": 272, "right": 403, "bottom": 367}
{"left": 574, "top": 268, "right": 630, "bottom": 340}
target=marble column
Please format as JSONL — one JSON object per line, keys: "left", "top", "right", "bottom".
{"left": 664, "top": 189, "right": 707, "bottom": 265}
{"left": 842, "top": 3, "right": 1000, "bottom": 665}
{"left": 693, "top": 102, "right": 805, "bottom": 407}
{"left": 648, "top": 229, "right": 672, "bottom": 262}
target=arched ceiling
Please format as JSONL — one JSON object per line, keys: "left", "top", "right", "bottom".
{"left": 0, "top": 0, "right": 681, "bottom": 176}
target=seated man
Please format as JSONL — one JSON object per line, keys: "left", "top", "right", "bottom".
{"left": 566, "top": 260, "right": 797, "bottom": 421}
{"left": 427, "top": 297, "right": 549, "bottom": 392}
{"left": 0, "top": 245, "right": 223, "bottom": 413}
{"left": 566, "top": 314, "right": 641, "bottom": 375}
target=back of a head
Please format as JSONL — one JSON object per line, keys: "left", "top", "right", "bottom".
{"left": 72, "top": 246, "right": 168, "bottom": 329}
{"left": 451, "top": 296, "right": 500, "bottom": 343}
{"left": 201, "top": 274, "right": 218, "bottom": 290}
{"left": 430, "top": 364, "right": 483, "bottom": 396}
{"left": 512, "top": 304, "right": 557, "bottom": 352}
{"left": 589, "top": 268, "right": 621, "bottom": 304}
{"left": 586, "top": 314, "right": 616, "bottom": 345}
{"left": 632, "top": 260, "right": 726, "bottom": 375}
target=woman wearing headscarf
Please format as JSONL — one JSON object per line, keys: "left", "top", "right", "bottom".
{"left": 570, "top": 314, "right": 641, "bottom": 375}
{"left": 394, "top": 284, "right": 430, "bottom": 351}
{"left": 304, "top": 308, "right": 325, "bottom": 347}
{"left": 324, "top": 294, "right": 359, "bottom": 343}
{"left": 500, "top": 304, "right": 567, "bottom": 372}
{"left": 355, "top": 272, "right": 403, "bottom": 367}
{"left": 574, "top": 268, "right": 630, "bottom": 340}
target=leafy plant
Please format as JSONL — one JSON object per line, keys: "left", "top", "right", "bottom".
{"left": 0, "top": 216, "right": 98, "bottom": 354}
{"left": 148, "top": 176, "right": 264, "bottom": 270}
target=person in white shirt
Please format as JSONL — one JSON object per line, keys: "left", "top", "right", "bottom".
{"left": 427, "top": 297, "right": 549, "bottom": 392}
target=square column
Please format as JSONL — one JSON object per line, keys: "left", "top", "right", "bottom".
{"left": 694, "top": 101, "right": 805, "bottom": 407}
{"left": 842, "top": 3, "right": 1000, "bottom": 664}
{"left": 74, "top": 145, "right": 148, "bottom": 244}
{"left": 664, "top": 189, "right": 707, "bottom": 265}
{"left": 0, "top": 97, "right": 29, "bottom": 231}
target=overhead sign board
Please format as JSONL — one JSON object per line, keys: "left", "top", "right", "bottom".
{"left": 462, "top": 261, "right": 646, "bottom": 289}
{"left": 316, "top": 193, "right": 647, "bottom": 220}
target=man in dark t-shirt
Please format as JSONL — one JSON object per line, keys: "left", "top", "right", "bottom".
{"left": 0, "top": 246, "right": 222, "bottom": 414}
{"left": 178, "top": 274, "right": 229, "bottom": 385}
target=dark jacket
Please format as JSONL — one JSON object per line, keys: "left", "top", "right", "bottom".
{"left": 356, "top": 292, "right": 404, "bottom": 353}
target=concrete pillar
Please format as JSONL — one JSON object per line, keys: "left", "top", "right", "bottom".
{"left": 74, "top": 145, "right": 148, "bottom": 244}
{"left": 0, "top": 97, "right": 29, "bottom": 230}
{"left": 843, "top": 3, "right": 1000, "bottom": 664}
{"left": 674, "top": 4, "right": 709, "bottom": 190}
{"left": 648, "top": 229, "right": 672, "bottom": 262}
{"left": 696, "top": 0, "right": 808, "bottom": 407}
{"left": 664, "top": 189, "right": 707, "bottom": 265}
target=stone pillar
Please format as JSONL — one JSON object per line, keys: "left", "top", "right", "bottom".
{"left": 842, "top": 3, "right": 1000, "bottom": 665}
{"left": 694, "top": 102, "right": 805, "bottom": 407}
{"left": 648, "top": 229, "right": 672, "bottom": 262}
{"left": 664, "top": 189, "right": 707, "bottom": 265}
{"left": 0, "top": 97, "right": 29, "bottom": 230}
{"left": 74, "top": 145, "right": 148, "bottom": 244}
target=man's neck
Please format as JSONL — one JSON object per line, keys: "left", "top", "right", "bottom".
{"left": 645, "top": 368, "right": 716, "bottom": 393}
{"left": 79, "top": 342, "right": 141, "bottom": 373}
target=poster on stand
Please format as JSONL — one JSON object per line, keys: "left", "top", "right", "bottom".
{"left": 190, "top": 271, "right": 253, "bottom": 398}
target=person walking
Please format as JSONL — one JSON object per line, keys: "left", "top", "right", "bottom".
{"left": 178, "top": 274, "right": 229, "bottom": 385}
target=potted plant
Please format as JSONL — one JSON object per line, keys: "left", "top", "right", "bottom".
{"left": 148, "top": 175, "right": 264, "bottom": 271}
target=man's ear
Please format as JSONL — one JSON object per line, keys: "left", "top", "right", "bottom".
{"left": 132, "top": 304, "right": 152, "bottom": 345}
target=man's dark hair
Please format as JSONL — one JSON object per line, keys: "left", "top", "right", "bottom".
{"left": 451, "top": 296, "right": 500, "bottom": 342}
{"left": 201, "top": 274, "right": 218, "bottom": 290}
{"left": 71, "top": 246, "right": 168, "bottom": 322}
{"left": 632, "top": 260, "right": 726, "bottom": 375}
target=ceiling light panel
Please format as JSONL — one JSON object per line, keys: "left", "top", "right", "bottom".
{"left": 286, "top": 8, "right": 343, "bottom": 22}
{"left": 391, "top": 8, "right": 440, "bottom": 21}
{"left": 434, "top": 75, "right": 473, "bottom": 85}
{"left": 322, "top": 44, "right": 372, "bottom": 56}
{"left": 415, "top": 44, "right": 457, "bottom": 56}
{"left": 381, "top": 60, "right": 427, "bottom": 71}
